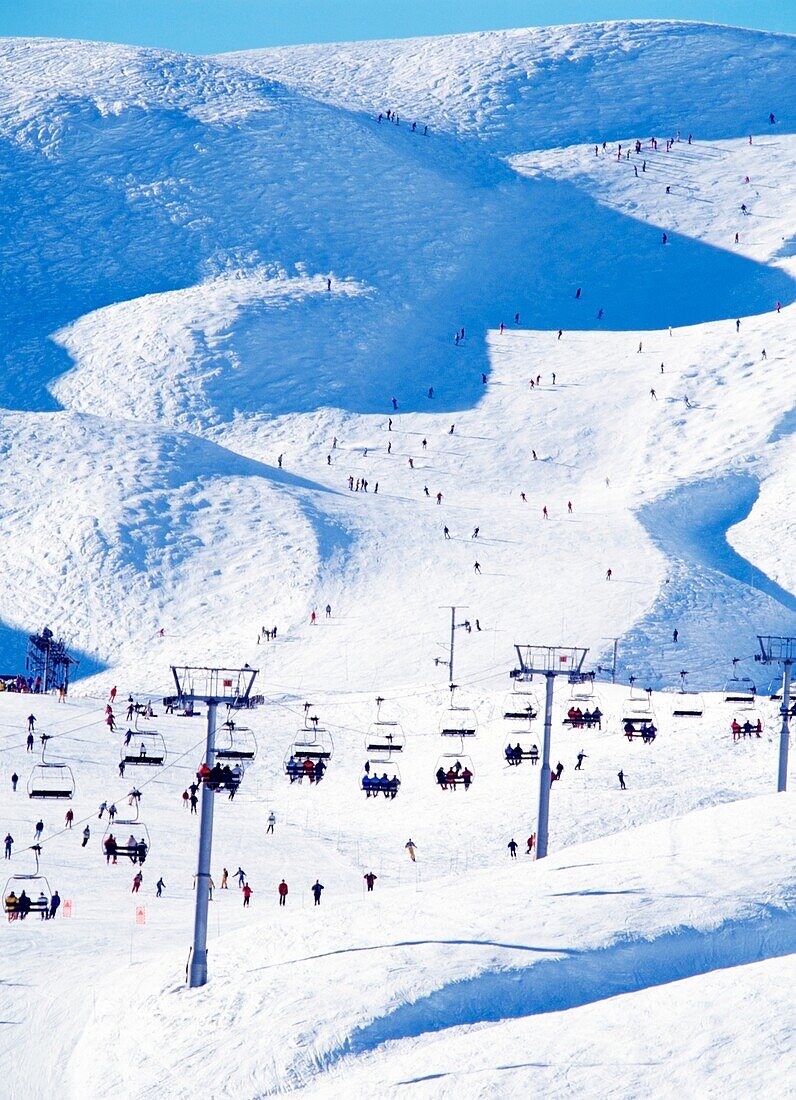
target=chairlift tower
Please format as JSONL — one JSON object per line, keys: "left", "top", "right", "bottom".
{"left": 755, "top": 636, "right": 796, "bottom": 792}
{"left": 171, "top": 664, "right": 258, "bottom": 989}
{"left": 437, "top": 606, "right": 470, "bottom": 685}
{"left": 513, "top": 645, "right": 588, "bottom": 859}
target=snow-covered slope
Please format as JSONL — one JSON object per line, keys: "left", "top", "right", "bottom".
{"left": 0, "top": 20, "right": 795, "bottom": 1098}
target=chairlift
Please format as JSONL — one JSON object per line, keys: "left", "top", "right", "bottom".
{"left": 361, "top": 757, "right": 401, "bottom": 798}
{"left": 433, "top": 752, "right": 475, "bottom": 790}
{"left": 567, "top": 677, "right": 601, "bottom": 710}
{"left": 215, "top": 720, "right": 257, "bottom": 762}
{"left": 289, "top": 716, "right": 334, "bottom": 761}
{"left": 672, "top": 672, "right": 704, "bottom": 718}
{"left": 502, "top": 687, "right": 539, "bottom": 722}
{"left": 729, "top": 710, "right": 764, "bottom": 740}
{"left": 439, "top": 690, "right": 478, "bottom": 736}
{"left": 4, "top": 846, "right": 51, "bottom": 917}
{"left": 28, "top": 763, "right": 75, "bottom": 800}
{"left": 723, "top": 659, "right": 756, "bottom": 704}
{"left": 121, "top": 730, "right": 167, "bottom": 767}
{"left": 503, "top": 738, "right": 539, "bottom": 766}
{"left": 101, "top": 817, "right": 151, "bottom": 863}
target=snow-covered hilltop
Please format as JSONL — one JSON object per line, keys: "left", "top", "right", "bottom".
{"left": 0, "top": 22, "right": 794, "bottom": 1096}
{"left": 0, "top": 21, "right": 793, "bottom": 693}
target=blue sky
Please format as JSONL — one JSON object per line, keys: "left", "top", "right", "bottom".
{"left": 0, "top": 1, "right": 792, "bottom": 53}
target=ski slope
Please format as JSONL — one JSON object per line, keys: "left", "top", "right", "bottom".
{"left": 0, "top": 18, "right": 794, "bottom": 1098}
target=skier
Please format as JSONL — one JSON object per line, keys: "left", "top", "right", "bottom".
{"left": 277, "top": 453, "right": 283, "bottom": 468}
{"left": 11, "top": 772, "right": 18, "bottom": 791}
{"left": 482, "top": 373, "right": 487, "bottom": 384}
{"left": 499, "top": 322, "right": 504, "bottom": 334}
{"left": 108, "top": 804, "right": 117, "bottom": 821}
{"left": 472, "top": 527, "right": 479, "bottom": 538}
{"left": 49, "top": 891, "right": 61, "bottom": 919}
{"left": 65, "top": 809, "right": 74, "bottom": 828}
{"left": 243, "top": 883, "right": 253, "bottom": 907}
{"left": 267, "top": 811, "right": 276, "bottom": 834}
{"left": 81, "top": 825, "right": 90, "bottom": 848}
{"left": 236, "top": 867, "right": 247, "bottom": 888}
{"left": 132, "top": 871, "right": 143, "bottom": 893}
{"left": 542, "top": 506, "right": 548, "bottom": 519}
{"left": 555, "top": 761, "right": 564, "bottom": 781}
{"left": 449, "top": 424, "right": 455, "bottom": 435}
{"left": 736, "top": 319, "right": 741, "bottom": 332}
{"left": 310, "top": 611, "right": 317, "bottom": 625}
{"left": 618, "top": 770, "right": 626, "bottom": 790}
{"left": 4, "top": 833, "right": 13, "bottom": 858}
{"left": 557, "top": 330, "right": 563, "bottom": 340}
{"left": 325, "top": 604, "right": 332, "bottom": 618}
{"left": 443, "top": 526, "right": 450, "bottom": 539}
{"left": 27, "top": 714, "right": 36, "bottom": 733}
{"left": 428, "top": 387, "right": 434, "bottom": 399}
{"left": 156, "top": 877, "right": 165, "bottom": 897}
{"left": 567, "top": 501, "right": 572, "bottom": 514}
{"left": 526, "top": 833, "right": 536, "bottom": 856}
{"left": 575, "top": 287, "right": 581, "bottom": 299}
{"left": 109, "top": 685, "right": 117, "bottom": 704}
{"left": 327, "top": 277, "right": 331, "bottom": 291}
{"left": 606, "top": 568, "right": 612, "bottom": 580}
{"left": 391, "top": 397, "right": 398, "bottom": 410}
{"left": 311, "top": 880, "right": 324, "bottom": 906}
{"left": 118, "top": 760, "right": 125, "bottom": 777}
{"left": 597, "top": 308, "right": 603, "bottom": 320}
{"left": 473, "top": 562, "right": 481, "bottom": 574}
{"left": 278, "top": 879, "right": 288, "bottom": 906}
{"left": 436, "top": 492, "right": 443, "bottom": 504}
{"left": 508, "top": 839, "right": 518, "bottom": 859}
{"left": 34, "top": 819, "right": 44, "bottom": 841}
{"left": 405, "top": 838, "right": 417, "bottom": 862}
{"left": 673, "top": 628, "right": 679, "bottom": 643}
{"left": 364, "top": 871, "right": 377, "bottom": 892}
{"left": 650, "top": 388, "right": 657, "bottom": 399}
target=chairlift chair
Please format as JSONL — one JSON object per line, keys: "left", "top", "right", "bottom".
{"left": 433, "top": 752, "right": 475, "bottom": 790}
{"left": 723, "top": 678, "right": 756, "bottom": 704}
{"left": 672, "top": 692, "right": 704, "bottom": 718}
{"left": 439, "top": 707, "right": 477, "bottom": 737}
{"left": 361, "top": 757, "right": 401, "bottom": 798}
{"left": 502, "top": 691, "right": 538, "bottom": 722}
{"left": 365, "top": 720, "right": 405, "bottom": 754}
{"left": 729, "top": 709, "right": 764, "bottom": 740}
{"left": 101, "top": 820, "right": 151, "bottom": 862}
{"left": 215, "top": 722, "right": 257, "bottom": 762}
{"left": 4, "top": 845, "right": 51, "bottom": 917}
{"left": 28, "top": 763, "right": 75, "bottom": 800}
{"left": 121, "top": 730, "right": 166, "bottom": 767}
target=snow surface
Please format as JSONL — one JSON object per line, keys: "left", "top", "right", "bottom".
{"left": 0, "top": 18, "right": 794, "bottom": 1098}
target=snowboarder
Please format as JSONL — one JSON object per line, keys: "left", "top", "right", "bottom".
{"left": 278, "top": 879, "right": 288, "bottom": 906}
{"left": 81, "top": 825, "right": 90, "bottom": 847}
{"left": 267, "top": 811, "right": 276, "bottom": 834}
{"left": 364, "top": 872, "right": 377, "bottom": 892}
{"left": 405, "top": 839, "right": 417, "bottom": 862}
{"left": 575, "top": 751, "right": 587, "bottom": 770}
{"left": 311, "top": 880, "right": 324, "bottom": 906}
{"left": 618, "top": 770, "right": 626, "bottom": 790}
{"left": 508, "top": 839, "right": 518, "bottom": 859}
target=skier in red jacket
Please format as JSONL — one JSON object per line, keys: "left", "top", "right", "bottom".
{"left": 278, "top": 879, "right": 288, "bottom": 906}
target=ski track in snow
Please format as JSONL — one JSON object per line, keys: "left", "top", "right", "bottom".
{"left": 0, "top": 20, "right": 794, "bottom": 1099}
